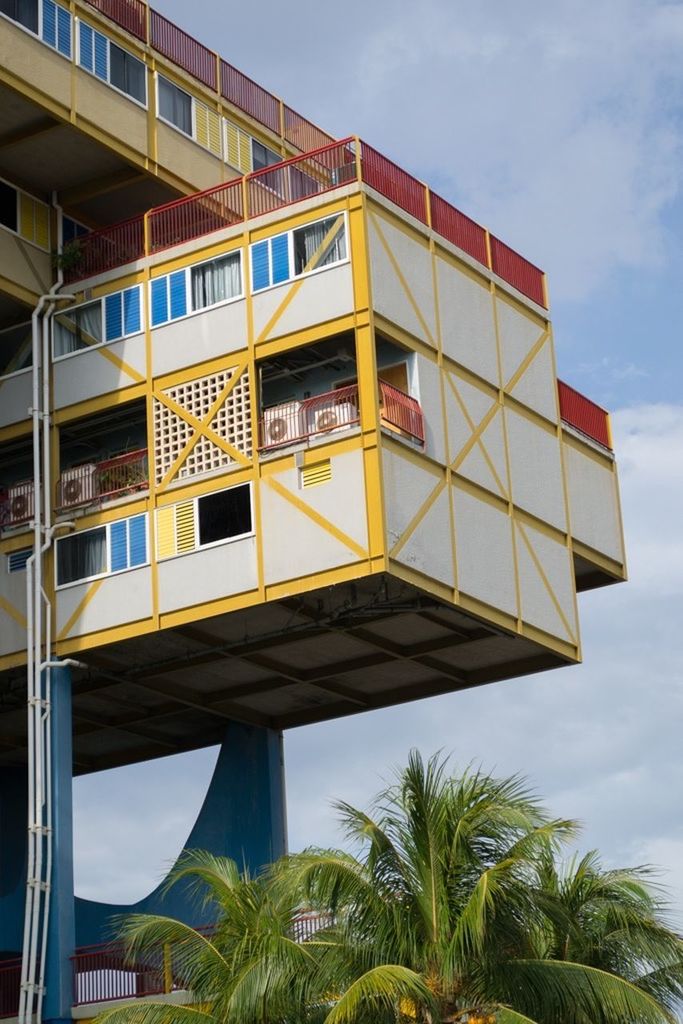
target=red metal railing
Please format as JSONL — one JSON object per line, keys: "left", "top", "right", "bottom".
{"left": 260, "top": 385, "right": 360, "bottom": 450}
{"left": 63, "top": 215, "right": 145, "bottom": 283}
{"left": 72, "top": 913, "right": 332, "bottom": 1007}
{"left": 150, "top": 10, "right": 216, "bottom": 90}
{"left": 490, "top": 235, "right": 545, "bottom": 307}
{"left": 220, "top": 60, "right": 280, "bottom": 134}
{"left": 0, "top": 958, "right": 21, "bottom": 1019}
{"left": 379, "top": 380, "right": 425, "bottom": 444}
{"left": 84, "top": 0, "right": 146, "bottom": 40}
{"left": 358, "top": 141, "right": 428, "bottom": 225}
{"left": 56, "top": 449, "right": 148, "bottom": 511}
{"left": 283, "top": 106, "right": 335, "bottom": 154}
{"left": 429, "top": 192, "right": 488, "bottom": 267}
{"left": 246, "top": 138, "right": 355, "bottom": 218}
{"left": 149, "top": 180, "right": 244, "bottom": 253}
{"left": 557, "top": 380, "right": 611, "bottom": 450}
{"left": 0, "top": 481, "right": 34, "bottom": 529}
{"left": 65, "top": 136, "right": 547, "bottom": 311}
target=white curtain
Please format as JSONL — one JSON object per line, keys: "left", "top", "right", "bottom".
{"left": 54, "top": 302, "right": 102, "bottom": 356}
{"left": 57, "top": 528, "right": 106, "bottom": 586}
{"left": 294, "top": 216, "right": 346, "bottom": 275}
{"left": 191, "top": 253, "right": 241, "bottom": 310}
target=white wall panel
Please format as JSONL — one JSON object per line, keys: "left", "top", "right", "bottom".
{"left": 56, "top": 565, "right": 152, "bottom": 638}
{"left": 564, "top": 444, "right": 624, "bottom": 563}
{"left": 0, "top": 370, "right": 31, "bottom": 428}
{"left": 453, "top": 486, "right": 517, "bottom": 617}
{"left": 437, "top": 258, "right": 498, "bottom": 385}
{"left": 53, "top": 336, "right": 146, "bottom": 409}
{"left": 158, "top": 536, "right": 257, "bottom": 613}
{"left": 506, "top": 410, "right": 566, "bottom": 531}
{"left": 368, "top": 214, "right": 436, "bottom": 346}
{"left": 152, "top": 301, "right": 247, "bottom": 378}
{"left": 252, "top": 264, "right": 353, "bottom": 342}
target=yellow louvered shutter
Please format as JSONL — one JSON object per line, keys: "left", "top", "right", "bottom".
{"left": 19, "top": 194, "right": 34, "bottom": 242}
{"left": 195, "top": 102, "right": 209, "bottom": 149}
{"left": 35, "top": 204, "right": 49, "bottom": 249}
{"left": 156, "top": 505, "right": 176, "bottom": 559}
{"left": 206, "top": 107, "right": 221, "bottom": 156}
{"left": 174, "top": 500, "right": 196, "bottom": 552}
{"left": 238, "top": 130, "right": 252, "bottom": 172}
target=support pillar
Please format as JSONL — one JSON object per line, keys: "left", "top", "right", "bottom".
{"left": 76, "top": 720, "right": 287, "bottom": 945}
{"left": 43, "top": 664, "right": 75, "bottom": 1024}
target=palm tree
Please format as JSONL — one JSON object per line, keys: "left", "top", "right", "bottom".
{"left": 96, "top": 752, "right": 682, "bottom": 1024}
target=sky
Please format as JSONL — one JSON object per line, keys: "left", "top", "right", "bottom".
{"left": 74, "top": 0, "right": 683, "bottom": 923}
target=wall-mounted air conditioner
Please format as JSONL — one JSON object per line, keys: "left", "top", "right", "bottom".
{"left": 262, "top": 402, "right": 302, "bottom": 448}
{"left": 7, "top": 482, "right": 34, "bottom": 526}
{"left": 307, "top": 400, "right": 357, "bottom": 437}
{"left": 59, "top": 464, "right": 98, "bottom": 509}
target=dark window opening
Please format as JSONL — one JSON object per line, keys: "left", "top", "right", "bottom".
{"left": 110, "top": 43, "right": 146, "bottom": 104}
{"left": 158, "top": 76, "right": 192, "bottom": 136}
{"left": 252, "top": 140, "right": 280, "bottom": 171}
{"left": 0, "top": 0, "right": 38, "bottom": 33}
{"left": 57, "top": 527, "right": 106, "bottom": 585}
{"left": 0, "top": 181, "right": 17, "bottom": 233}
{"left": 198, "top": 485, "right": 251, "bottom": 546}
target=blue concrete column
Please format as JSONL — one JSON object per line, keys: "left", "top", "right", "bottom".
{"left": 43, "top": 663, "right": 75, "bottom": 1024}
{"left": 76, "top": 721, "right": 287, "bottom": 945}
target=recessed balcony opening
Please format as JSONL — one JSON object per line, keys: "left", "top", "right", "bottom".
{"left": 258, "top": 333, "right": 359, "bottom": 452}
{"left": 376, "top": 336, "right": 425, "bottom": 446}
{"left": 0, "top": 320, "right": 32, "bottom": 378}
{"left": 0, "top": 437, "right": 34, "bottom": 530}
{"left": 56, "top": 400, "right": 148, "bottom": 514}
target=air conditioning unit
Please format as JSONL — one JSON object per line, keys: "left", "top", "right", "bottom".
{"left": 7, "top": 481, "right": 34, "bottom": 526}
{"left": 59, "top": 464, "right": 98, "bottom": 509}
{"left": 262, "top": 402, "right": 302, "bottom": 448}
{"left": 307, "top": 400, "right": 357, "bottom": 437}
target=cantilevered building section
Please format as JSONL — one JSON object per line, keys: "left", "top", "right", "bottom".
{"left": 0, "top": 2, "right": 626, "bottom": 1022}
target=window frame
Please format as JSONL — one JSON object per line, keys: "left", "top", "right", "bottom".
{"left": 52, "top": 285, "right": 143, "bottom": 362}
{"left": 0, "top": 0, "right": 71, "bottom": 58}
{"left": 7, "top": 547, "right": 32, "bottom": 574}
{"left": 77, "top": 18, "right": 147, "bottom": 107}
{"left": 156, "top": 73, "right": 194, "bottom": 139}
{"left": 250, "top": 212, "right": 349, "bottom": 295}
{"left": 54, "top": 514, "right": 149, "bottom": 589}
{"left": 150, "top": 248, "right": 244, "bottom": 329}
{"left": 156, "top": 483, "right": 254, "bottom": 562}
{"left": 0, "top": 174, "right": 50, "bottom": 253}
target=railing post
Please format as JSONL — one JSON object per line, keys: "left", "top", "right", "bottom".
{"left": 484, "top": 229, "right": 493, "bottom": 271}
{"left": 354, "top": 136, "right": 363, "bottom": 186}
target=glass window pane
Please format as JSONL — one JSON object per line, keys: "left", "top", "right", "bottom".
{"left": 251, "top": 140, "right": 280, "bottom": 171}
{"left": 0, "top": 0, "right": 38, "bottom": 32}
{"left": 158, "top": 76, "right": 192, "bottom": 136}
{"left": 57, "top": 527, "right": 106, "bottom": 585}
{"left": 191, "top": 253, "right": 241, "bottom": 310}
{"left": 0, "top": 321, "right": 32, "bottom": 375}
{"left": 53, "top": 301, "right": 102, "bottom": 356}
{"left": 110, "top": 43, "right": 146, "bottom": 103}
{"left": 293, "top": 216, "right": 346, "bottom": 276}
{"left": 198, "top": 486, "right": 251, "bottom": 546}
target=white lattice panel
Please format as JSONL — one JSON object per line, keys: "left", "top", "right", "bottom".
{"left": 153, "top": 367, "right": 252, "bottom": 484}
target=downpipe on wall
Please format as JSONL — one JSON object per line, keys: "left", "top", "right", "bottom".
{"left": 20, "top": 195, "right": 75, "bottom": 1024}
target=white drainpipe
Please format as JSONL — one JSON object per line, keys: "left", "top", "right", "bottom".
{"left": 20, "top": 195, "right": 75, "bottom": 1024}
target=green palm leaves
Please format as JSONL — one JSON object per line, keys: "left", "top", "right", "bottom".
{"left": 97, "top": 752, "right": 682, "bottom": 1024}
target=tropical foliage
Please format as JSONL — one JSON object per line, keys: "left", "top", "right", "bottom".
{"left": 97, "top": 752, "right": 683, "bottom": 1024}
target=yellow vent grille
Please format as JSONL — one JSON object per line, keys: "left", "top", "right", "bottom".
{"left": 301, "top": 460, "right": 332, "bottom": 488}
{"left": 175, "top": 500, "right": 196, "bottom": 552}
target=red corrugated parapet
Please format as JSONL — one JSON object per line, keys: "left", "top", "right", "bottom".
{"left": 557, "top": 380, "right": 612, "bottom": 449}
{"left": 283, "top": 106, "right": 335, "bottom": 154}
{"left": 84, "top": 0, "right": 147, "bottom": 41}
{"left": 150, "top": 9, "right": 217, "bottom": 90}
{"left": 359, "top": 141, "right": 429, "bottom": 225}
{"left": 490, "top": 235, "right": 546, "bottom": 307}
{"left": 429, "top": 192, "right": 488, "bottom": 267}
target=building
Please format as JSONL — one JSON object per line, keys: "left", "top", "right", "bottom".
{"left": 0, "top": 2, "right": 627, "bottom": 1022}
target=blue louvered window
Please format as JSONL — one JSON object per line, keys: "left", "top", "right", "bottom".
{"left": 7, "top": 548, "right": 32, "bottom": 574}
{"left": 55, "top": 515, "right": 148, "bottom": 587}
{"left": 78, "top": 20, "right": 146, "bottom": 104}
{"left": 250, "top": 233, "right": 289, "bottom": 292}
{"left": 41, "top": 0, "right": 70, "bottom": 55}
{"left": 150, "top": 271, "right": 187, "bottom": 327}
{"left": 104, "top": 286, "right": 141, "bottom": 342}
{"left": 249, "top": 215, "right": 347, "bottom": 294}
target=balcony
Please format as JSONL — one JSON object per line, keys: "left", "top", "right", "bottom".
{"left": 259, "top": 381, "right": 424, "bottom": 452}
{"left": 0, "top": 480, "right": 34, "bottom": 529}
{"left": 56, "top": 449, "right": 149, "bottom": 512}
